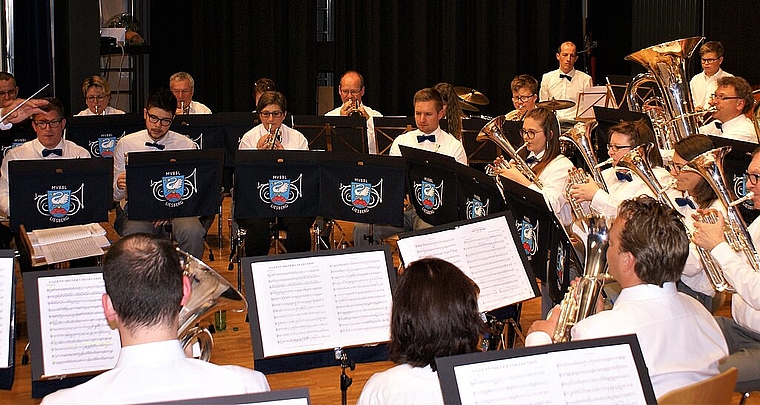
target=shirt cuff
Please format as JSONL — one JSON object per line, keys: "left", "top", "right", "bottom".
{"left": 525, "top": 331, "right": 553, "bottom": 347}
{"left": 0, "top": 121, "right": 12, "bottom": 131}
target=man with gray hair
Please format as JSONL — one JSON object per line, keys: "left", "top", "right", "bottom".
{"left": 169, "top": 71, "right": 212, "bottom": 115}
{"left": 698, "top": 76, "right": 757, "bottom": 143}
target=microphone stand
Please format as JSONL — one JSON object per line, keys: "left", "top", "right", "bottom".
{"left": 335, "top": 347, "right": 355, "bottom": 405}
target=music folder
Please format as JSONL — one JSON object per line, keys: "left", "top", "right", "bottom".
{"left": 125, "top": 149, "right": 224, "bottom": 221}
{"left": 243, "top": 245, "right": 395, "bottom": 374}
{"left": 9, "top": 158, "right": 112, "bottom": 231}
{"left": 141, "top": 388, "right": 311, "bottom": 405}
{"left": 436, "top": 334, "right": 657, "bottom": 405}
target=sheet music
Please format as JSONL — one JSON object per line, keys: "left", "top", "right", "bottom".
{"left": 37, "top": 272, "right": 121, "bottom": 377}
{"left": 39, "top": 236, "right": 108, "bottom": 264}
{"left": 251, "top": 250, "right": 393, "bottom": 358}
{"left": 452, "top": 344, "right": 647, "bottom": 405}
{"left": 396, "top": 216, "right": 535, "bottom": 311}
{"left": 0, "top": 257, "right": 13, "bottom": 368}
{"left": 575, "top": 85, "right": 611, "bottom": 119}
{"left": 32, "top": 223, "right": 107, "bottom": 245}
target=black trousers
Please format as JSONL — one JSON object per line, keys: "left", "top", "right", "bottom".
{"left": 236, "top": 217, "right": 314, "bottom": 257}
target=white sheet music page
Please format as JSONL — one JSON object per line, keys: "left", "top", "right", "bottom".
{"left": 37, "top": 272, "right": 121, "bottom": 378}
{"left": 452, "top": 343, "right": 647, "bottom": 405}
{"left": 396, "top": 216, "right": 535, "bottom": 312}
{"left": 39, "top": 237, "right": 107, "bottom": 264}
{"left": 32, "top": 223, "right": 106, "bottom": 245}
{"left": 0, "top": 257, "right": 13, "bottom": 368}
{"left": 251, "top": 249, "right": 392, "bottom": 358}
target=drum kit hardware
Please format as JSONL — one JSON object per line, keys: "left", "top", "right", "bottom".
{"left": 536, "top": 97, "right": 576, "bottom": 111}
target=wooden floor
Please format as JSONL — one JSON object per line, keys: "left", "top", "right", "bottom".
{"left": 4, "top": 201, "right": 760, "bottom": 405}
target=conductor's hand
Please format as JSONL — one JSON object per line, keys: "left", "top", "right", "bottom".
{"left": 2, "top": 98, "right": 50, "bottom": 125}
{"left": 692, "top": 209, "right": 727, "bottom": 251}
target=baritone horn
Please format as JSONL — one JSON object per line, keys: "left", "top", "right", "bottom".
{"left": 477, "top": 115, "right": 543, "bottom": 189}
{"left": 177, "top": 249, "right": 247, "bottom": 362}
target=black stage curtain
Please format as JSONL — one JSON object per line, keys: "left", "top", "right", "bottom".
{"left": 149, "top": 1, "right": 317, "bottom": 115}
{"left": 13, "top": 0, "right": 53, "bottom": 99}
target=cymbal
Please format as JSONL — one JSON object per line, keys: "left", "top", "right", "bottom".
{"left": 536, "top": 98, "right": 576, "bottom": 110}
{"left": 454, "top": 86, "right": 490, "bottom": 105}
{"left": 458, "top": 100, "right": 479, "bottom": 112}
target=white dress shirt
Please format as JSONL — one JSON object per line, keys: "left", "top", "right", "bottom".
{"left": 390, "top": 127, "right": 467, "bottom": 165}
{"left": 528, "top": 153, "right": 574, "bottom": 226}
{"left": 678, "top": 198, "right": 722, "bottom": 297}
{"left": 357, "top": 364, "right": 444, "bottom": 405}
{"left": 239, "top": 123, "right": 308, "bottom": 151}
{"left": 589, "top": 166, "right": 677, "bottom": 218}
{"left": 41, "top": 340, "right": 270, "bottom": 405}
{"left": 699, "top": 114, "right": 758, "bottom": 144}
{"left": 526, "top": 283, "right": 728, "bottom": 399}
{"left": 326, "top": 104, "right": 383, "bottom": 154}
{"left": 539, "top": 68, "right": 593, "bottom": 121}
{"left": 112, "top": 129, "right": 197, "bottom": 202}
{"left": 712, "top": 215, "right": 760, "bottom": 334}
{"left": 183, "top": 100, "right": 212, "bottom": 114}
{"left": 0, "top": 138, "right": 91, "bottom": 216}
{"left": 75, "top": 106, "right": 126, "bottom": 116}
{"left": 690, "top": 69, "right": 734, "bottom": 110}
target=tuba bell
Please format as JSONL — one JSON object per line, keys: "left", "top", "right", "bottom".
{"left": 625, "top": 36, "right": 704, "bottom": 143}
{"left": 477, "top": 115, "right": 543, "bottom": 189}
{"left": 177, "top": 249, "right": 247, "bottom": 361}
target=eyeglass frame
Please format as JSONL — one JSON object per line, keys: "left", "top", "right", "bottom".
{"left": 339, "top": 88, "right": 362, "bottom": 96}
{"left": 710, "top": 93, "right": 742, "bottom": 102}
{"left": 86, "top": 95, "right": 108, "bottom": 102}
{"left": 512, "top": 94, "right": 536, "bottom": 103}
{"left": 147, "top": 113, "right": 174, "bottom": 126}
{"left": 33, "top": 119, "right": 64, "bottom": 129}
{"left": 745, "top": 172, "right": 760, "bottom": 186}
{"left": 669, "top": 163, "right": 698, "bottom": 175}
{"left": 259, "top": 111, "right": 284, "bottom": 118}
{"left": 701, "top": 58, "right": 720, "bottom": 64}
{"left": 0, "top": 89, "right": 17, "bottom": 98}
{"left": 607, "top": 144, "right": 634, "bottom": 152}
{"left": 519, "top": 129, "right": 544, "bottom": 139}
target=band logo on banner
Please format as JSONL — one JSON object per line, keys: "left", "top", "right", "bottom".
{"left": 259, "top": 174, "right": 303, "bottom": 210}
{"left": 465, "top": 194, "right": 490, "bottom": 219}
{"left": 517, "top": 216, "right": 540, "bottom": 259}
{"left": 413, "top": 178, "right": 444, "bottom": 215}
{"left": 340, "top": 179, "right": 382, "bottom": 214}
{"left": 35, "top": 184, "right": 85, "bottom": 224}
{"left": 2, "top": 138, "right": 26, "bottom": 156}
{"left": 89, "top": 131, "right": 125, "bottom": 158}
{"left": 151, "top": 169, "right": 198, "bottom": 208}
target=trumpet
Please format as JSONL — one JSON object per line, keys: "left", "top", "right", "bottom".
{"left": 265, "top": 123, "right": 281, "bottom": 150}
{"left": 348, "top": 99, "right": 363, "bottom": 117}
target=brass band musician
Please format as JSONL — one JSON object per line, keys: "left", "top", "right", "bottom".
{"left": 505, "top": 74, "right": 538, "bottom": 121}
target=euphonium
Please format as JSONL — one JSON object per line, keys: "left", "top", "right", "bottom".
{"left": 177, "top": 249, "right": 247, "bottom": 361}
{"left": 553, "top": 214, "right": 610, "bottom": 342}
{"left": 477, "top": 115, "right": 543, "bottom": 189}
{"left": 625, "top": 36, "right": 704, "bottom": 142}
{"left": 687, "top": 147, "right": 760, "bottom": 287}
{"left": 559, "top": 121, "right": 608, "bottom": 192}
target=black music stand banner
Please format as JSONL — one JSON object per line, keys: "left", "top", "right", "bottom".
{"left": 65, "top": 113, "right": 145, "bottom": 158}
{"left": 455, "top": 165, "right": 506, "bottom": 220}
{"left": 126, "top": 149, "right": 223, "bottom": 220}
{"left": 291, "top": 115, "right": 368, "bottom": 154}
{"left": 319, "top": 154, "right": 406, "bottom": 227}
{"left": 9, "top": 159, "right": 112, "bottom": 231}
{"left": 708, "top": 136, "right": 758, "bottom": 225}
{"left": 400, "top": 145, "right": 460, "bottom": 226}
{"left": 0, "top": 131, "right": 36, "bottom": 168}
{"left": 0, "top": 251, "right": 15, "bottom": 390}
{"left": 373, "top": 116, "right": 416, "bottom": 155}
{"left": 170, "top": 114, "right": 226, "bottom": 151}
{"left": 234, "top": 150, "right": 321, "bottom": 219}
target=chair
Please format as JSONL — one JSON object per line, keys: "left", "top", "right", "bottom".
{"left": 657, "top": 367, "right": 737, "bottom": 405}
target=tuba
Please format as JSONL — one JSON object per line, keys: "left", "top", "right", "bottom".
{"left": 687, "top": 146, "right": 760, "bottom": 291}
{"left": 553, "top": 215, "right": 610, "bottom": 342}
{"left": 177, "top": 249, "right": 247, "bottom": 361}
{"left": 625, "top": 36, "right": 704, "bottom": 144}
{"left": 477, "top": 115, "right": 543, "bottom": 189}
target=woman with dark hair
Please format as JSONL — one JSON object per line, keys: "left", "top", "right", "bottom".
{"left": 670, "top": 134, "right": 721, "bottom": 310}
{"left": 357, "top": 258, "right": 483, "bottom": 405}
{"left": 569, "top": 118, "right": 676, "bottom": 218}
{"left": 433, "top": 82, "right": 464, "bottom": 140}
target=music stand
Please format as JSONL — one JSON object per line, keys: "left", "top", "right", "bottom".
{"left": 0, "top": 251, "right": 14, "bottom": 390}
{"left": 592, "top": 106, "right": 652, "bottom": 163}
{"left": 439, "top": 116, "right": 498, "bottom": 165}
{"left": 141, "top": 388, "right": 311, "bottom": 405}
{"left": 9, "top": 158, "right": 113, "bottom": 231}
{"left": 242, "top": 246, "right": 395, "bottom": 374}
{"left": 65, "top": 113, "right": 144, "bottom": 158}
{"left": 290, "top": 115, "right": 368, "bottom": 154}
{"left": 125, "top": 149, "right": 224, "bottom": 221}
{"left": 707, "top": 135, "right": 759, "bottom": 224}
{"left": 606, "top": 74, "right": 634, "bottom": 110}
{"left": 373, "top": 116, "right": 416, "bottom": 155}
{"left": 575, "top": 85, "right": 615, "bottom": 119}
{"left": 23, "top": 266, "right": 121, "bottom": 398}
{"left": 436, "top": 334, "right": 657, "bottom": 405}
{"left": 218, "top": 112, "right": 257, "bottom": 191}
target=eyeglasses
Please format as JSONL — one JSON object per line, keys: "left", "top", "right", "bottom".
{"left": 339, "top": 89, "right": 361, "bottom": 96}
{"left": 147, "top": 113, "right": 173, "bottom": 126}
{"left": 0, "top": 89, "right": 16, "bottom": 97}
{"left": 670, "top": 163, "right": 697, "bottom": 175}
{"left": 33, "top": 119, "right": 63, "bottom": 129}
{"left": 519, "top": 129, "right": 544, "bottom": 139}
{"left": 746, "top": 172, "right": 760, "bottom": 186}
{"left": 86, "top": 95, "right": 107, "bottom": 102}
{"left": 607, "top": 144, "right": 634, "bottom": 152}
{"left": 701, "top": 58, "right": 719, "bottom": 64}
{"left": 259, "top": 111, "right": 284, "bottom": 118}
{"left": 512, "top": 94, "right": 535, "bottom": 103}
{"left": 172, "top": 89, "right": 193, "bottom": 95}
{"left": 710, "top": 93, "right": 741, "bottom": 102}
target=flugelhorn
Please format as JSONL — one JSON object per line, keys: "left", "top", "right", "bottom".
{"left": 477, "top": 115, "right": 543, "bottom": 189}
{"left": 177, "top": 249, "right": 247, "bottom": 362}
{"left": 687, "top": 146, "right": 760, "bottom": 290}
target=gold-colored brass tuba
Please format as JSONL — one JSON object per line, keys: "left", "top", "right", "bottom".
{"left": 553, "top": 214, "right": 610, "bottom": 342}
{"left": 625, "top": 36, "right": 704, "bottom": 144}
{"left": 687, "top": 146, "right": 760, "bottom": 291}
{"left": 477, "top": 115, "right": 543, "bottom": 189}
{"left": 177, "top": 249, "right": 247, "bottom": 362}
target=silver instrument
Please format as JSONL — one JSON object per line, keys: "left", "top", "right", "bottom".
{"left": 478, "top": 115, "right": 543, "bottom": 189}
{"left": 688, "top": 146, "right": 760, "bottom": 291}
{"left": 177, "top": 250, "right": 247, "bottom": 361}
{"left": 265, "top": 123, "right": 281, "bottom": 150}
{"left": 625, "top": 36, "right": 704, "bottom": 144}
{"left": 348, "top": 99, "right": 363, "bottom": 117}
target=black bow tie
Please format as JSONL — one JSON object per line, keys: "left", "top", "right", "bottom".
{"left": 560, "top": 74, "right": 572, "bottom": 81}
{"left": 42, "top": 148, "right": 62, "bottom": 157}
{"left": 715, "top": 122, "right": 723, "bottom": 133}
{"left": 417, "top": 134, "right": 436, "bottom": 143}
{"left": 525, "top": 156, "right": 539, "bottom": 165}
{"left": 615, "top": 171, "right": 633, "bottom": 182}
{"left": 145, "top": 141, "right": 165, "bottom": 150}
{"left": 675, "top": 197, "right": 696, "bottom": 209}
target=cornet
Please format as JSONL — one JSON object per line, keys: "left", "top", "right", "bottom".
{"left": 348, "top": 99, "right": 363, "bottom": 117}
{"left": 265, "top": 123, "right": 281, "bottom": 150}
